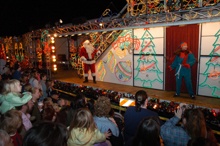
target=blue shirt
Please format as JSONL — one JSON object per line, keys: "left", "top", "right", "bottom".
{"left": 160, "top": 116, "right": 191, "bottom": 146}
{"left": 94, "top": 116, "right": 119, "bottom": 137}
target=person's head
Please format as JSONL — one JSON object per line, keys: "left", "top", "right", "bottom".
{"left": 0, "top": 109, "right": 22, "bottom": 135}
{"left": 69, "top": 108, "right": 96, "bottom": 133}
{"left": 46, "top": 79, "right": 54, "bottom": 88}
{"left": 20, "top": 73, "right": 29, "bottom": 83}
{"left": 183, "top": 108, "right": 207, "bottom": 139}
{"left": 0, "top": 130, "right": 14, "bottom": 146}
{"left": 57, "top": 99, "right": 66, "bottom": 107}
{"left": 135, "top": 90, "right": 148, "bottom": 112}
{"left": 83, "top": 40, "right": 94, "bottom": 51}
{"left": 2, "top": 79, "right": 22, "bottom": 94}
{"left": 30, "top": 69, "right": 38, "bottom": 79}
{"left": 40, "top": 73, "right": 47, "bottom": 81}
{"left": 132, "top": 117, "right": 161, "bottom": 146}
{"left": 42, "top": 105, "right": 56, "bottom": 122}
{"left": 94, "top": 96, "right": 111, "bottom": 117}
{"left": 14, "top": 63, "right": 21, "bottom": 71}
{"left": 181, "top": 42, "right": 188, "bottom": 51}
{"left": 72, "top": 94, "right": 87, "bottom": 110}
{"left": 23, "top": 121, "right": 68, "bottom": 146}
{"left": 29, "top": 87, "right": 41, "bottom": 101}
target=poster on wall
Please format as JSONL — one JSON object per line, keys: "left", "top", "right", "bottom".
{"left": 96, "top": 30, "right": 133, "bottom": 86}
{"left": 198, "top": 22, "right": 220, "bottom": 98}
{"left": 133, "top": 28, "right": 164, "bottom": 89}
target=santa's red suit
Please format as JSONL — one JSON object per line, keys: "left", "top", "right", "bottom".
{"left": 80, "top": 40, "right": 99, "bottom": 83}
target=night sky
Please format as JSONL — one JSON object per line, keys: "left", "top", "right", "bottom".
{"left": 0, "top": 0, "right": 126, "bottom": 37}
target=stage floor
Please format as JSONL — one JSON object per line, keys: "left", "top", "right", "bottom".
{"left": 52, "top": 69, "right": 220, "bottom": 110}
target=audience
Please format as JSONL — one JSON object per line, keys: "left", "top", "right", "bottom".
{"left": 0, "top": 65, "right": 218, "bottom": 146}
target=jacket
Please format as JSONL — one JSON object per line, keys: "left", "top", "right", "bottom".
{"left": 0, "top": 92, "right": 32, "bottom": 114}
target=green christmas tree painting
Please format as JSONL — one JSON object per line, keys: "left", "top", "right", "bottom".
{"left": 134, "top": 29, "right": 163, "bottom": 89}
{"left": 199, "top": 29, "right": 220, "bottom": 98}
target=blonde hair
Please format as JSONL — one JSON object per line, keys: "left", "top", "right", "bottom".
{"left": 69, "top": 108, "right": 96, "bottom": 133}
{"left": 2, "top": 79, "right": 21, "bottom": 95}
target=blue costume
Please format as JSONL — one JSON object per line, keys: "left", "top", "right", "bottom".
{"left": 170, "top": 43, "right": 196, "bottom": 98}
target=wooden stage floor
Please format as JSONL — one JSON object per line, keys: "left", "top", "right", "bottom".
{"left": 52, "top": 69, "right": 220, "bottom": 110}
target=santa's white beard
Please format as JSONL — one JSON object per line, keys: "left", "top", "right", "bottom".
{"left": 85, "top": 45, "right": 95, "bottom": 59}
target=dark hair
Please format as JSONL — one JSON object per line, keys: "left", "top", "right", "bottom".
{"left": 135, "top": 90, "right": 148, "bottom": 112}
{"left": 73, "top": 94, "right": 87, "bottom": 110}
{"left": 187, "top": 137, "right": 216, "bottom": 146}
{"left": 23, "top": 121, "right": 68, "bottom": 146}
{"left": 183, "top": 108, "right": 207, "bottom": 139}
{"left": 86, "top": 99, "right": 95, "bottom": 115}
{"left": 132, "top": 117, "right": 161, "bottom": 146}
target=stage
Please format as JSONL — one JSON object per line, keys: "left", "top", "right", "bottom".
{"left": 52, "top": 68, "right": 220, "bottom": 110}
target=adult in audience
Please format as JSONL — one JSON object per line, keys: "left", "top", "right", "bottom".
{"left": 124, "top": 90, "right": 160, "bottom": 144}
{"left": 94, "top": 96, "right": 122, "bottom": 146}
{"left": 161, "top": 108, "right": 218, "bottom": 146}
{"left": 39, "top": 73, "right": 47, "bottom": 101}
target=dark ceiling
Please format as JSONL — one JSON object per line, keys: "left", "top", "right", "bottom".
{"left": 0, "top": 0, "right": 126, "bottom": 37}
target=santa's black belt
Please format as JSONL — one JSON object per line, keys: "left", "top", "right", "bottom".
{"left": 87, "top": 59, "right": 94, "bottom": 61}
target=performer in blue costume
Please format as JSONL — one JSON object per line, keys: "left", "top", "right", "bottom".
{"left": 169, "top": 42, "right": 196, "bottom": 99}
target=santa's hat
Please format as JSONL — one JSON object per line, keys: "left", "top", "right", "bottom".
{"left": 181, "top": 42, "right": 187, "bottom": 48}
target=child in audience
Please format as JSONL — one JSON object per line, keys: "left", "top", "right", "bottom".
{"left": 67, "top": 108, "right": 111, "bottom": 146}
{"left": 0, "top": 79, "right": 32, "bottom": 114}
{"left": 0, "top": 109, "right": 23, "bottom": 146}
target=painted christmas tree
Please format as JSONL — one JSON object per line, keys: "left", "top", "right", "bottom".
{"left": 199, "top": 29, "right": 220, "bottom": 98}
{"left": 134, "top": 30, "right": 163, "bottom": 89}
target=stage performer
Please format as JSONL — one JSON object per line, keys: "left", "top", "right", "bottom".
{"left": 168, "top": 42, "right": 196, "bottom": 99}
{"left": 80, "top": 40, "right": 100, "bottom": 84}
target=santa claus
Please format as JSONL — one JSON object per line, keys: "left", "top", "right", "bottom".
{"left": 80, "top": 40, "right": 100, "bottom": 83}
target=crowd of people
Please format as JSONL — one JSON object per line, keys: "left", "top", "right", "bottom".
{"left": 0, "top": 62, "right": 219, "bottom": 146}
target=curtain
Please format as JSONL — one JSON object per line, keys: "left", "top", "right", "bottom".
{"left": 165, "top": 24, "right": 199, "bottom": 93}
